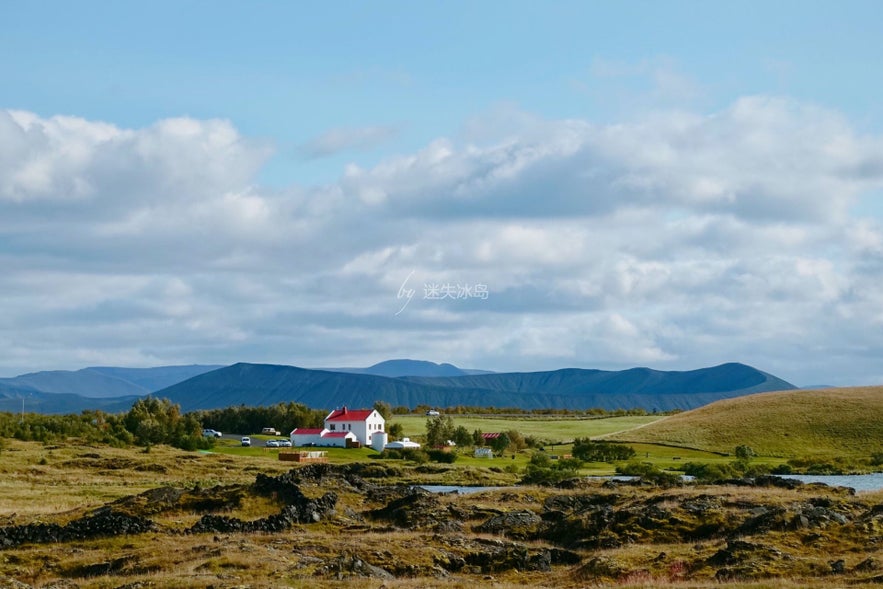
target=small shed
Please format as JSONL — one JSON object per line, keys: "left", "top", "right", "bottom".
{"left": 384, "top": 437, "right": 421, "bottom": 450}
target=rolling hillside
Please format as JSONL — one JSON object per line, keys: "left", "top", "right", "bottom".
{"left": 156, "top": 361, "right": 796, "bottom": 413}
{"left": 605, "top": 386, "right": 883, "bottom": 457}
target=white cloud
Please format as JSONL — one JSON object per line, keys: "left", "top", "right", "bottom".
{"left": 2, "top": 100, "right": 883, "bottom": 386}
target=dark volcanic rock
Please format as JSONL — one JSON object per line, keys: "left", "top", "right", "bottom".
{"left": 367, "top": 487, "right": 457, "bottom": 531}
{"left": 464, "top": 538, "right": 552, "bottom": 573}
{"left": 708, "top": 539, "right": 791, "bottom": 579}
{"left": 473, "top": 510, "right": 542, "bottom": 539}
{"left": 189, "top": 489, "right": 337, "bottom": 534}
{"left": 318, "top": 553, "right": 394, "bottom": 580}
{"left": 0, "top": 509, "right": 154, "bottom": 549}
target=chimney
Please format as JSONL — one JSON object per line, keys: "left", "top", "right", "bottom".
{"left": 341, "top": 406, "right": 347, "bottom": 414}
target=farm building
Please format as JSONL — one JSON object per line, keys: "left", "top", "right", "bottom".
{"left": 290, "top": 427, "right": 358, "bottom": 448}
{"left": 384, "top": 437, "right": 421, "bottom": 449}
{"left": 323, "top": 406, "right": 385, "bottom": 446}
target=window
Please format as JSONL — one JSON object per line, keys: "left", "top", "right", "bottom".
{"left": 329, "top": 424, "right": 335, "bottom": 431}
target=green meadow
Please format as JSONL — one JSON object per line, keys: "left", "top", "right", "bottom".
{"left": 392, "top": 413, "right": 662, "bottom": 443}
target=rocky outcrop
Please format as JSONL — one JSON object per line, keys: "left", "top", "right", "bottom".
{"left": 190, "top": 479, "right": 337, "bottom": 534}
{"left": 473, "top": 510, "right": 542, "bottom": 539}
{"left": 0, "top": 509, "right": 154, "bottom": 549}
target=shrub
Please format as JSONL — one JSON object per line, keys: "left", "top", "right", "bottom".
{"left": 734, "top": 445, "right": 756, "bottom": 460}
{"left": 616, "top": 462, "right": 682, "bottom": 486}
{"left": 426, "top": 449, "right": 458, "bottom": 463}
{"left": 379, "top": 448, "right": 429, "bottom": 464}
{"left": 771, "top": 463, "right": 793, "bottom": 475}
{"left": 572, "top": 438, "right": 636, "bottom": 462}
{"left": 520, "top": 452, "right": 584, "bottom": 485}
{"left": 682, "top": 461, "right": 739, "bottom": 482}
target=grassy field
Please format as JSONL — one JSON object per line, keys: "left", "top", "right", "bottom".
{"left": 606, "top": 386, "right": 883, "bottom": 459}
{"left": 2, "top": 436, "right": 883, "bottom": 588}
{"left": 392, "top": 414, "right": 663, "bottom": 443}
{"left": 209, "top": 415, "right": 766, "bottom": 477}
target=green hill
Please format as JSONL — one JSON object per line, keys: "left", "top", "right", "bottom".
{"left": 156, "top": 361, "right": 796, "bottom": 413}
{"left": 606, "top": 386, "right": 883, "bottom": 458}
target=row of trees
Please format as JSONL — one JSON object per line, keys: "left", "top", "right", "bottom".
{"left": 0, "top": 397, "right": 213, "bottom": 450}
{"left": 192, "top": 402, "right": 325, "bottom": 438}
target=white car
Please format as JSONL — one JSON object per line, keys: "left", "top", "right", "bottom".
{"left": 202, "top": 429, "right": 222, "bottom": 438}
{"left": 278, "top": 439, "right": 292, "bottom": 447}
{"left": 265, "top": 439, "right": 280, "bottom": 447}
{"left": 240, "top": 436, "right": 251, "bottom": 447}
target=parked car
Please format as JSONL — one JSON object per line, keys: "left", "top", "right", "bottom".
{"left": 240, "top": 436, "right": 251, "bottom": 447}
{"left": 261, "top": 427, "right": 280, "bottom": 436}
{"left": 278, "top": 439, "right": 292, "bottom": 447}
{"left": 265, "top": 439, "right": 280, "bottom": 447}
{"left": 425, "top": 410, "right": 440, "bottom": 416}
{"left": 202, "top": 429, "right": 222, "bottom": 438}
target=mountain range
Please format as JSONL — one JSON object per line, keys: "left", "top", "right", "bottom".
{"left": 0, "top": 359, "right": 797, "bottom": 415}
{"left": 0, "top": 365, "right": 222, "bottom": 414}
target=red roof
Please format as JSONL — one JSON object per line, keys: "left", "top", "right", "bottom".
{"left": 292, "top": 428, "right": 325, "bottom": 435}
{"left": 324, "top": 431, "right": 355, "bottom": 438}
{"left": 481, "top": 432, "right": 502, "bottom": 439}
{"left": 325, "top": 406, "right": 375, "bottom": 422}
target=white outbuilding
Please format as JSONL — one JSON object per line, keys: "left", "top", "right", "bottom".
{"left": 384, "top": 437, "right": 421, "bottom": 450}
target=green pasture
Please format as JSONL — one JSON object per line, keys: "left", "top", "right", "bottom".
{"left": 391, "top": 414, "right": 663, "bottom": 443}
{"left": 206, "top": 414, "right": 796, "bottom": 477}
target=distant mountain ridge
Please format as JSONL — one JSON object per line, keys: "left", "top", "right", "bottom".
{"left": 156, "top": 361, "right": 796, "bottom": 413}
{"left": 0, "top": 365, "right": 223, "bottom": 399}
{"left": 326, "top": 359, "right": 494, "bottom": 378}
{"left": 0, "top": 365, "right": 223, "bottom": 413}
{"left": 0, "top": 360, "right": 797, "bottom": 415}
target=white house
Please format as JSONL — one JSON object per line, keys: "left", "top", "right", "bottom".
{"left": 323, "top": 406, "right": 385, "bottom": 447}
{"left": 290, "top": 427, "right": 358, "bottom": 448}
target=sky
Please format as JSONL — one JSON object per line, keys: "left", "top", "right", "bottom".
{"left": 2, "top": 1, "right": 883, "bottom": 386}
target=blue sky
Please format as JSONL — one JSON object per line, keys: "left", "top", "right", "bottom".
{"left": 2, "top": 1, "right": 883, "bottom": 385}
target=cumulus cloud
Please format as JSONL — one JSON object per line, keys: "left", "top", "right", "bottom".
{"left": 2, "top": 100, "right": 883, "bottom": 386}
{"left": 339, "top": 97, "right": 883, "bottom": 223}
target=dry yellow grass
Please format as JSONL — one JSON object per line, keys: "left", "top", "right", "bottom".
{"left": 606, "top": 385, "right": 883, "bottom": 458}
{"left": 2, "top": 439, "right": 883, "bottom": 588}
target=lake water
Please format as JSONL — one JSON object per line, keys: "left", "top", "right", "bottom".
{"left": 785, "top": 473, "right": 883, "bottom": 492}
{"left": 418, "top": 485, "right": 506, "bottom": 494}
{"left": 420, "top": 473, "right": 883, "bottom": 494}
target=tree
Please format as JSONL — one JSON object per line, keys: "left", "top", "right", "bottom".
{"left": 452, "top": 425, "right": 472, "bottom": 447}
{"left": 506, "top": 429, "right": 527, "bottom": 451}
{"left": 425, "top": 415, "right": 455, "bottom": 447}
{"left": 472, "top": 429, "right": 485, "bottom": 446}
{"left": 387, "top": 422, "right": 404, "bottom": 441}
{"left": 373, "top": 400, "right": 392, "bottom": 420}
{"left": 123, "top": 397, "right": 205, "bottom": 450}
{"left": 735, "top": 445, "right": 755, "bottom": 460}
{"left": 489, "top": 432, "right": 511, "bottom": 454}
